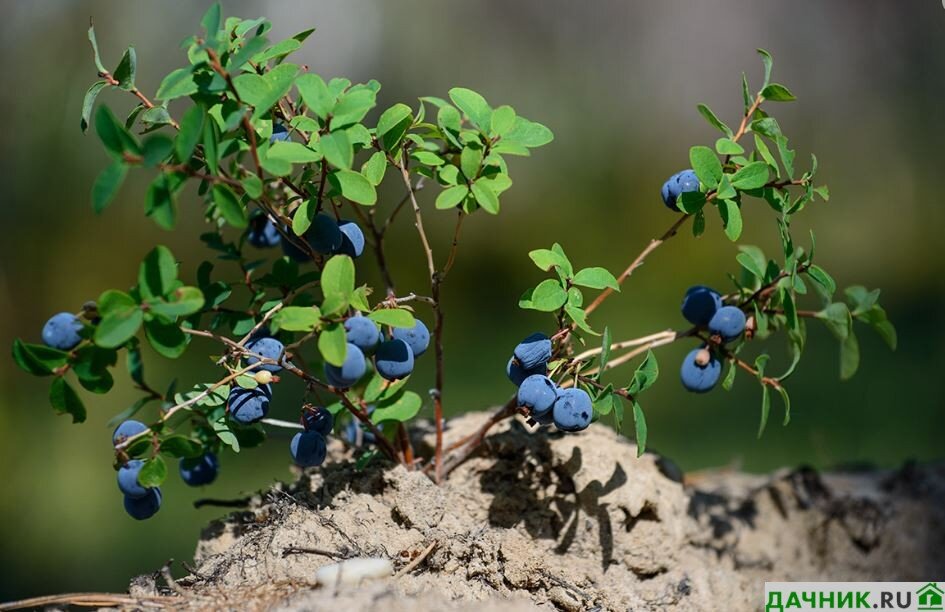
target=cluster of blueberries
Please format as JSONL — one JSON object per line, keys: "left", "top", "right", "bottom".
{"left": 112, "top": 419, "right": 219, "bottom": 520}
{"left": 679, "top": 286, "right": 747, "bottom": 393}
{"left": 507, "top": 333, "right": 593, "bottom": 432}
{"left": 248, "top": 213, "right": 365, "bottom": 263}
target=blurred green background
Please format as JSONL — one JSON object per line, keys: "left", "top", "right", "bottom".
{"left": 1, "top": 0, "right": 943, "bottom": 601}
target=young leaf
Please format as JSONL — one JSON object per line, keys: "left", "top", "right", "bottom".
{"left": 696, "top": 104, "right": 732, "bottom": 137}
{"left": 519, "top": 279, "right": 567, "bottom": 312}
{"left": 372, "top": 391, "right": 422, "bottom": 423}
{"left": 113, "top": 47, "right": 137, "bottom": 91}
{"left": 448, "top": 87, "right": 492, "bottom": 132}
{"left": 528, "top": 248, "right": 570, "bottom": 274}
{"left": 689, "top": 146, "right": 722, "bottom": 188}
{"left": 329, "top": 170, "right": 377, "bottom": 206}
{"left": 471, "top": 181, "right": 499, "bottom": 214}
{"left": 318, "top": 323, "right": 348, "bottom": 367}
{"left": 368, "top": 309, "right": 416, "bottom": 328}
{"left": 632, "top": 401, "right": 647, "bottom": 457}
{"left": 321, "top": 255, "right": 355, "bottom": 297}
{"left": 319, "top": 130, "right": 353, "bottom": 169}
{"left": 718, "top": 199, "right": 743, "bottom": 241}
{"left": 155, "top": 67, "right": 198, "bottom": 101}
{"left": 730, "top": 161, "right": 770, "bottom": 190}
{"left": 761, "top": 83, "right": 796, "bottom": 102}
{"left": 572, "top": 267, "right": 619, "bottom": 291}
{"left": 376, "top": 103, "right": 413, "bottom": 150}
{"left": 272, "top": 306, "right": 321, "bottom": 332}
{"left": 757, "top": 384, "right": 770, "bottom": 438}
{"left": 436, "top": 185, "right": 469, "bottom": 210}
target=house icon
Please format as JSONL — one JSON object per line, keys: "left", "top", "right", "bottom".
{"left": 918, "top": 582, "right": 944, "bottom": 611}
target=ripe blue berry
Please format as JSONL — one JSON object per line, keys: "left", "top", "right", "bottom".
{"left": 681, "top": 285, "right": 722, "bottom": 326}
{"left": 302, "top": 406, "right": 334, "bottom": 436}
{"left": 337, "top": 220, "right": 365, "bottom": 258}
{"left": 517, "top": 375, "right": 557, "bottom": 416}
{"left": 324, "top": 343, "right": 367, "bottom": 388}
{"left": 123, "top": 488, "right": 162, "bottom": 520}
{"left": 680, "top": 348, "right": 721, "bottom": 393}
{"left": 246, "top": 337, "right": 285, "bottom": 372}
{"left": 290, "top": 431, "right": 327, "bottom": 467}
{"left": 552, "top": 388, "right": 593, "bottom": 432}
{"left": 42, "top": 312, "right": 83, "bottom": 351}
{"left": 661, "top": 168, "right": 700, "bottom": 210}
{"left": 270, "top": 123, "right": 290, "bottom": 143}
{"left": 708, "top": 306, "right": 746, "bottom": 342}
{"left": 513, "top": 332, "right": 552, "bottom": 370}
{"left": 507, "top": 357, "right": 547, "bottom": 386}
{"left": 117, "top": 459, "right": 149, "bottom": 498}
{"left": 374, "top": 339, "right": 415, "bottom": 381}
{"left": 179, "top": 452, "right": 219, "bottom": 487}
{"left": 228, "top": 384, "right": 272, "bottom": 424}
{"left": 248, "top": 217, "right": 281, "bottom": 248}
{"left": 112, "top": 419, "right": 148, "bottom": 446}
{"left": 344, "top": 315, "right": 380, "bottom": 353}
{"left": 309, "top": 214, "right": 343, "bottom": 255}
{"left": 391, "top": 320, "right": 430, "bottom": 357}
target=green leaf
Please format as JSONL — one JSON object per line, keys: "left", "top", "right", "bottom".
{"left": 318, "top": 322, "right": 348, "bottom": 367}
{"left": 730, "top": 162, "right": 770, "bottom": 190}
{"left": 91, "top": 161, "right": 127, "bottom": 213}
{"left": 319, "top": 130, "right": 353, "bottom": 169}
{"left": 677, "top": 191, "right": 707, "bottom": 214}
{"left": 598, "top": 327, "right": 612, "bottom": 374}
{"left": 502, "top": 117, "right": 553, "bottom": 148}
{"left": 144, "top": 319, "right": 188, "bottom": 359}
{"left": 471, "top": 180, "right": 499, "bottom": 214}
{"left": 368, "top": 309, "right": 415, "bottom": 328}
{"left": 776, "top": 386, "right": 791, "bottom": 426}
{"left": 632, "top": 401, "right": 647, "bottom": 457}
{"left": 321, "top": 255, "right": 355, "bottom": 296}
{"left": 332, "top": 86, "right": 377, "bottom": 127}
{"left": 519, "top": 279, "right": 567, "bottom": 312}
{"left": 159, "top": 435, "right": 204, "bottom": 459}
{"left": 50, "top": 377, "right": 86, "bottom": 424}
{"left": 233, "top": 63, "right": 299, "bottom": 119}
{"left": 148, "top": 286, "right": 205, "bottom": 319}
{"left": 839, "top": 332, "right": 860, "bottom": 381}
{"left": 138, "top": 245, "right": 177, "bottom": 299}
{"left": 566, "top": 304, "right": 598, "bottom": 335}
{"left": 572, "top": 267, "right": 619, "bottom": 291}
{"left": 212, "top": 184, "right": 248, "bottom": 229}
{"left": 722, "top": 360, "right": 737, "bottom": 391}
{"left": 268, "top": 141, "right": 320, "bottom": 163}
{"left": 155, "top": 67, "right": 198, "bottom": 101}
{"left": 757, "top": 48, "right": 774, "bottom": 88}
{"left": 141, "top": 134, "right": 173, "bottom": 167}
{"left": 715, "top": 137, "right": 744, "bottom": 155}
{"left": 11, "top": 340, "right": 69, "bottom": 377}
{"left": 528, "top": 248, "right": 570, "bottom": 275}
{"left": 627, "top": 350, "right": 659, "bottom": 395}
{"left": 856, "top": 305, "right": 897, "bottom": 351}
{"left": 761, "top": 83, "right": 796, "bottom": 102}
{"left": 718, "top": 199, "right": 743, "bottom": 241}
{"left": 448, "top": 87, "right": 491, "bottom": 131}
{"left": 362, "top": 151, "right": 387, "bottom": 186}
{"left": 436, "top": 185, "right": 469, "bottom": 210}
{"left": 696, "top": 103, "right": 732, "bottom": 137}
{"left": 692, "top": 210, "right": 706, "bottom": 236}
{"left": 490, "top": 105, "right": 516, "bottom": 136}
{"left": 807, "top": 264, "right": 836, "bottom": 300}
{"left": 95, "top": 106, "right": 138, "bottom": 158}
{"left": 145, "top": 174, "right": 177, "bottom": 230}
{"left": 95, "top": 294, "right": 143, "bottom": 349}
{"left": 816, "top": 302, "right": 852, "bottom": 341}
{"left": 295, "top": 74, "right": 334, "bottom": 119}
{"left": 372, "top": 391, "right": 422, "bottom": 423}
{"left": 81, "top": 80, "right": 109, "bottom": 133}
{"left": 113, "top": 47, "right": 137, "bottom": 91}
{"left": 87, "top": 23, "right": 107, "bottom": 73}
{"left": 138, "top": 456, "right": 168, "bottom": 487}
{"left": 736, "top": 246, "right": 766, "bottom": 280}
{"left": 273, "top": 306, "right": 321, "bottom": 332}
{"left": 201, "top": 2, "right": 222, "bottom": 35}
{"left": 689, "top": 146, "right": 721, "bottom": 188}
{"left": 329, "top": 170, "right": 377, "bottom": 205}
{"left": 213, "top": 417, "right": 240, "bottom": 452}
{"left": 757, "top": 385, "right": 771, "bottom": 438}
{"left": 376, "top": 103, "right": 413, "bottom": 150}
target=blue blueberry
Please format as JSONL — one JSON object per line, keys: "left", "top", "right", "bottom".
{"left": 391, "top": 320, "right": 430, "bottom": 358}
{"left": 374, "top": 339, "right": 415, "bottom": 381}
{"left": 228, "top": 384, "right": 272, "bottom": 424}
{"left": 337, "top": 220, "right": 365, "bottom": 258}
{"left": 661, "top": 168, "right": 700, "bottom": 210}
{"left": 179, "top": 452, "right": 219, "bottom": 487}
{"left": 112, "top": 420, "right": 148, "bottom": 446}
{"left": 513, "top": 332, "right": 552, "bottom": 370}
{"left": 309, "top": 214, "right": 343, "bottom": 255}
{"left": 302, "top": 406, "right": 334, "bottom": 436}
{"left": 552, "top": 388, "right": 593, "bottom": 432}
{"left": 290, "top": 431, "right": 327, "bottom": 467}
{"left": 246, "top": 337, "right": 285, "bottom": 372}
{"left": 517, "top": 375, "right": 558, "bottom": 416}
{"left": 117, "top": 459, "right": 149, "bottom": 498}
{"left": 42, "top": 312, "right": 83, "bottom": 350}
{"left": 124, "top": 488, "right": 162, "bottom": 520}
{"left": 681, "top": 285, "right": 722, "bottom": 327}
{"left": 344, "top": 315, "right": 380, "bottom": 353}
{"left": 248, "top": 217, "right": 281, "bottom": 248}
{"left": 270, "top": 123, "right": 290, "bottom": 143}
{"left": 708, "top": 306, "right": 746, "bottom": 342}
{"left": 324, "top": 343, "right": 367, "bottom": 388}
{"left": 507, "top": 357, "right": 547, "bottom": 386}
{"left": 680, "top": 348, "right": 721, "bottom": 393}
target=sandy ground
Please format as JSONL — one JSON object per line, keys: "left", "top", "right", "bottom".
{"left": 102, "top": 412, "right": 945, "bottom": 610}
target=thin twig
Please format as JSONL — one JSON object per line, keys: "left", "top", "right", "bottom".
{"left": 394, "top": 540, "right": 439, "bottom": 578}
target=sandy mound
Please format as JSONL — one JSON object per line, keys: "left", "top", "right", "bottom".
{"left": 124, "top": 412, "right": 945, "bottom": 611}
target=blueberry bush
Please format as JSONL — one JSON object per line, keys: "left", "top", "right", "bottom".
{"left": 11, "top": 7, "right": 896, "bottom": 520}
